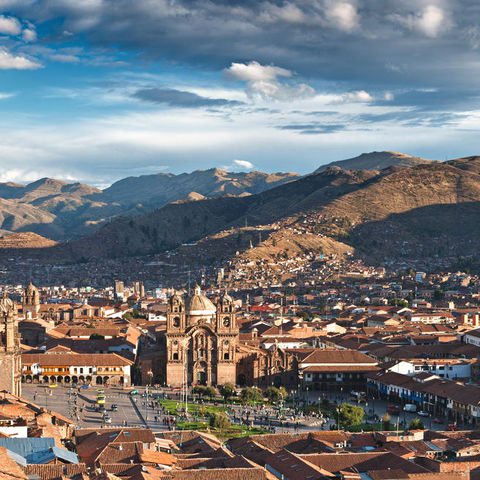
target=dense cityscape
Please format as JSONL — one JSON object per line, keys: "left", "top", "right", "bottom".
{"left": 4, "top": 0, "right": 480, "bottom": 479}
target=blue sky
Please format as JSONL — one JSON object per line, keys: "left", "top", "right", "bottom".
{"left": 0, "top": 0, "right": 479, "bottom": 186}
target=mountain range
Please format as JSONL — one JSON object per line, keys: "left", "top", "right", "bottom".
{"left": 7, "top": 149, "right": 480, "bottom": 267}
{"left": 0, "top": 169, "right": 299, "bottom": 240}
{"left": 36, "top": 151, "right": 480, "bottom": 266}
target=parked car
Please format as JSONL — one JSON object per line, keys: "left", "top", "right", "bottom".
{"left": 103, "top": 414, "right": 112, "bottom": 424}
{"left": 417, "top": 410, "right": 429, "bottom": 417}
{"left": 130, "top": 390, "right": 138, "bottom": 395}
{"left": 387, "top": 405, "right": 400, "bottom": 415}
{"left": 111, "top": 404, "right": 118, "bottom": 411}
{"left": 404, "top": 404, "right": 417, "bottom": 412}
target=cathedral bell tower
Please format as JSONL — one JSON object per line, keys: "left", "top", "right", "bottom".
{"left": 0, "top": 293, "right": 21, "bottom": 396}
{"left": 23, "top": 282, "right": 40, "bottom": 319}
{"left": 215, "top": 292, "right": 238, "bottom": 385}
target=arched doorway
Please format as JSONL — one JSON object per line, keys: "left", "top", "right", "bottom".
{"left": 86, "top": 376, "right": 92, "bottom": 384}
{"left": 56, "top": 376, "right": 63, "bottom": 383}
{"left": 64, "top": 376, "right": 70, "bottom": 384}
{"left": 96, "top": 376, "right": 103, "bottom": 385}
{"left": 103, "top": 376, "right": 109, "bottom": 385}
{"left": 237, "top": 374, "right": 246, "bottom": 387}
{"left": 33, "top": 375, "right": 39, "bottom": 383}
{"left": 25, "top": 375, "right": 32, "bottom": 383}
{"left": 49, "top": 376, "right": 56, "bottom": 383}
{"left": 79, "top": 376, "right": 85, "bottom": 384}
{"left": 42, "top": 375, "right": 49, "bottom": 383}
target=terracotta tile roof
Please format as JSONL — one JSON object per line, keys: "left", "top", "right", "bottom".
{"left": 303, "top": 364, "right": 379, "bottom": 372}
{"left": 23, "top": 464, "right": 87, "bottom": 480}
{"left": 0, "top": 446, "right": 28, "bottom": 480}
{"left": 301, "top": 452, "right": 429, "bottom": 475}
{"left": 264, "top": 449, "right": 333, "bottom": 480}
{"left": 167, "top": 469, "right": 271, "bottom": 480}
{"left": 22, "top": 352, "right": 133, "bottom": 366}
{"left": 139, "top": 450, "right": 176, "bottom": 466}
{"left": 300, "top": 349, "right": 378, "bottom": 365}
{"left": 76, "top": 428, "right": 155, "bottom": 446}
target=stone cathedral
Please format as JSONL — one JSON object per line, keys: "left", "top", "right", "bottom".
{"left": 0, "top": 293, "right": 21, "bottom": 396}
{"left": 165, "top": 286, "right": 238, "bottom": 387}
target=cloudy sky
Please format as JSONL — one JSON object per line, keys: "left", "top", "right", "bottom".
{"left": 0, "top": 0, "right": 479, "bottom": 186}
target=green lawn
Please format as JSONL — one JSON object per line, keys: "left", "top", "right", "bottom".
{"left": 157, "top": 399, "right": 235, "bottom": 416}
{"left": 176, "top": 420, "right": 268, "bottom": 439}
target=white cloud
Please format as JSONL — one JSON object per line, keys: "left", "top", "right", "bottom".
{"left": 391, "top": 5, "right": 449, "bottom": 38}
{"left": 0, "top": 15, "right": 21, "bottom": 35}
{"left": 0, "top": 48, "right": 41, "bottom": 69}
{"left": 233, "top": 159, "right": 254, "bottom": 169}
{"left": 325, "top": 2, "right": 359, "bottom": 32}
{"left": 384, "top": 92, "right": 394, "bottom": 101}
{"left": 0, "top": 92, "right": 14, "bottom": 99}
{"left": 343, "top": 90, "right": 373, "bottom": 103}
{"left": 49, "top": 53, "right": 80, "bottom": 63}
{"left": 417, "top": 5, "right": 445, "bottom": 38}
{"left": 22, "top": 27, "right": 37, "bottom": 42}
{"left": 224, "top": 60, "right": 314, "bottom": 101}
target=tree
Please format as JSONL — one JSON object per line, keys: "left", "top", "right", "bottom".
{"left": 193, "top": 385, "right": 207, "bottom": 396}
{"left": 382, "top": 413, "right": 391, "bottom": 430}
{"left": 409, "top": 418, "right": 425, "bottom": 430}
{"left": 219, "top": 383, "right": 236, "bottom": 402}
{"left": 205, "top": 386, "right": 217, "bottom": 400}
{"left": 265, "top": 386, "right": 288, "bottom": 403}
{"left": 209, "top": 412, "right": 231, "bottom": 430}
{"left": 338, "top": 403, "right": 364, "bottom": 427}
{"left": 241, "top": 387, "right": 263, "bottom": 404}
{"left": 434, "top": 289, "right": 444, "bottom": 300}
{"left": 89, "top": 333, "right": 105, "bottom": 340}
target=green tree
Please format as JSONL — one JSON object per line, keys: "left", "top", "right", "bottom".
{"left": 241, "top": 387, "right": 263, "bottom": 404}
{"left": 89, "top": 333, "right": 105, "bottom": 340}
{"left": 205, "top": 386, "right": 217, "bottom": 400}
{"left": 219, "top": 383, "right": 236, "bottom": 402}
{"left": 408, "top": 418, "right": 425, "bottom": 430}
{"left": 193, "top": 385, "right": 207, "bottom": 396}
{"left": 338, "top": 403, "right": 365, "bottom": 427}
{"left": 209, "top": 412, "right": 231, "bottom": 430}
{"left": 265, "top": 386, "right": 288, "bottom": 403}
{"left": 434, "top": 289, "right": 444, "bottom": 300}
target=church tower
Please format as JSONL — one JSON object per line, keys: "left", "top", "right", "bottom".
{"left": 23, "top": 282, "right": 40, "bottom": 319}
{"left": 165, "top": 293, "right": 187, "bottom": 386}
{"left": 215, "top": 292, "right": 238, "bottom": 385}
{"left": 0, "top": 293, "right": 21, "bottom": 396}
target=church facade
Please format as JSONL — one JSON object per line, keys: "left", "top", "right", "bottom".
{"left": 165, "top": 286, "right": 238, "bottom": 387}
{"left": 0, "top": 293, "right": 22, "bottom": 396}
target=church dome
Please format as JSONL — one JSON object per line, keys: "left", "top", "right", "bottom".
{"left": 0, "top": 292, "right": 15, "bottom": 313}
{"left": 186, "top": 286, "right": 216, "bottom": 316}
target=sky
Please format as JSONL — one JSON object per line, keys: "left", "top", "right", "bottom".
{"left": 0, "top": 0, "right": 480, "bottom": 187}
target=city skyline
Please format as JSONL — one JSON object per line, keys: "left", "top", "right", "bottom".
{"left": 0, "top": 0, "right": 478, "bottom": 186}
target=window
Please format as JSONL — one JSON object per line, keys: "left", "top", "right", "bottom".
{"left": 173, "top": 353, "right": 178, "bottom": 360}
{"left": 80, "top": 368, "right": 83, "bottom": 374}
{"left": 199, "top": 348, "right": 204, "bottom": 358}
{"left": 224, "top": 353, "right": 230, "bottom": 360}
